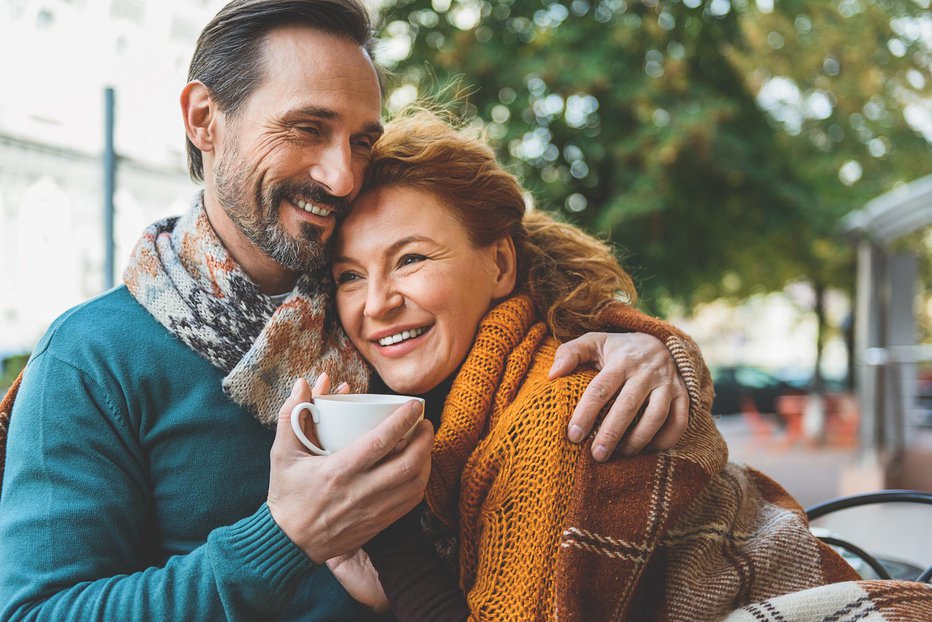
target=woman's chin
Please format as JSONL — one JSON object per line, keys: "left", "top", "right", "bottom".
{"left": 376, "top": 369, "right": 441, "bottom": 397}
{"left": 382, "top": 378, "right": 433, "bottom": 396}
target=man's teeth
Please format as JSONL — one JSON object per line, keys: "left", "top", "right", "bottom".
{"left": 295, "top": 198, "right": 332, "bottom": 217}
{"left": 378, "top": 327, "right": 427, "bottom": 346}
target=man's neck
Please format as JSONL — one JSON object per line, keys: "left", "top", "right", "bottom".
{"left": 201, "top": 191, "right": 299, "bottom": 295}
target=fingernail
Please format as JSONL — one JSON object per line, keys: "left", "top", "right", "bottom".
{"left": 568, "top": 424, "right": 584, "bottom": 443}
{"left": 291, "top": 378, "right": 304, "bottom": 397}
{"left": 335, "top": 382, "right": 349, "bottom": 392}
{"left": 593, "top": 444, "right": 608, "bottom": 462}
{"left": 621, "top": 444, "right": 636, "bottom": 456}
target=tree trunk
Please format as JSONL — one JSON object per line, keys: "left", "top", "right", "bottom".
{"left": 812, "top": 277, "right": 826, "bottom": 394}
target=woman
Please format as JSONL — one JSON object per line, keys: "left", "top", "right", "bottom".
{"left": 318, "top": 110, "right": 863, "bottom": 620}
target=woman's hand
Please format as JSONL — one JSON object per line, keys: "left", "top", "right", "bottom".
{"left": 326, "top": 549, "right": 390, "bottom": 614}
{"left": 549, "top": 332, "right": 689, "bottom": 461}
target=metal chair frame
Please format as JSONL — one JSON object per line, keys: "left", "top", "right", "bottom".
{"left": 805, "top": 489, "right": 932, "bottom": 583}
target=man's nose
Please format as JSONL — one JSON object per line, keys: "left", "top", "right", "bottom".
{"left": 309, "top": 142, "right": 356, "bottom": 198}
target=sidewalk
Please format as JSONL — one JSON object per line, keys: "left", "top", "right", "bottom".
{"left": 716, "top": 415, "right": 856, "bottom": 508}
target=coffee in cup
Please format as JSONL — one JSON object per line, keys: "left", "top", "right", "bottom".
{"left": 290, "top": 393, "right": 425, "bottom": 456}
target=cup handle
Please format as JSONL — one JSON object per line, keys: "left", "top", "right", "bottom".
{"left": 290, "top": 401, "right": 331, "bottom": 456}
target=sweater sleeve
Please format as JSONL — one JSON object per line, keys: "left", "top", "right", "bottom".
{"left": 0, "top": 351, "right": 316, "bottom": 621}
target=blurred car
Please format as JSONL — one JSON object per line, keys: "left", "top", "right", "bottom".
{"left": 918, "top": 367, "right": 932, "bottom": 427}
{"left": 711, "top": 365, "right": 806, "bottom": 415}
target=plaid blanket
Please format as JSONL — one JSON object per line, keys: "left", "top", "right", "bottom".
{"left": 725, "top": 580, "right": 932, "bottom": 621}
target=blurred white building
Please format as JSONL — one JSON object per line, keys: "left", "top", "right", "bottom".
{"left": 0, "top": 0, "right": 228, "bottom": 352}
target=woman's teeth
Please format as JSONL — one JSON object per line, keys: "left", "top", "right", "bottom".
{"left": 294, "top": 198, "right": 332, "bottom": 217}
{"left": 378, "top": 327, "right": 427, "bottom": 346}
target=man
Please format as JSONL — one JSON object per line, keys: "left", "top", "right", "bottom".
{"left": 0, "top": 1, "right": 696, "bottom": 619}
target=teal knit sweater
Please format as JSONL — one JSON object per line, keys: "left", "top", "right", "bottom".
{"left": 0, "top": 286, "right": 384, "bottom": 621}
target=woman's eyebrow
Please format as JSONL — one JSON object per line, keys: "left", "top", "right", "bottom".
{"left": 332, "top": 235, "right": 433, "bottom": 265}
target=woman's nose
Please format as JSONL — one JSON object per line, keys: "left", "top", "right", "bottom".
{"left": 363, "top": 280, "right": 404, "bottom": 319}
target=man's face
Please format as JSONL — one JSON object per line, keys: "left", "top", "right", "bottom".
{"left": 211, "top": 26, "right": 382, "bottom": 273}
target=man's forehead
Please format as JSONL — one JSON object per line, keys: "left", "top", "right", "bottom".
{"left": 253, "top": 26, "right": 383, "bottom": 116}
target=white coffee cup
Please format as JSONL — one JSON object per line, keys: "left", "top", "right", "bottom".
{"left": 290, "top": 393, "right": 425, "bottom": 456}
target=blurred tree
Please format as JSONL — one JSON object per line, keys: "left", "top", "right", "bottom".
{"left": 374, "top": 0, "right": 931, "bottom": 385}
{"left": 377, "top": 0, "right": 812, "bottom": 310}
{"left": 728, "top": 0, "right": 931, "bottom": 388}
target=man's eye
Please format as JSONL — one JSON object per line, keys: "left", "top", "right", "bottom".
{"left": 298, "top": 126, "right": 321, "bottom": 137}
{"left": 400, "top": 254, "right": 427, "bottom": 267}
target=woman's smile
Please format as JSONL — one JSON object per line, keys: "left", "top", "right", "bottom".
{"left": 370, "top": 324, "right": 433, "bottom": 355}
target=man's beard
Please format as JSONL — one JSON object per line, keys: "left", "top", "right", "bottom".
{"left": 214, "top": 146, "right": 348, "bottom": 274}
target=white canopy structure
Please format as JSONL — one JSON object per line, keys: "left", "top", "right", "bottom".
{"left": 842, "top": 174, "right": 932, "bottom": 465}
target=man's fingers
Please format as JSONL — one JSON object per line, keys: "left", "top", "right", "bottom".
{"left": 549, "top": 334, "right": 604, "bottom": 379}
{"left": 343, "top": 400, "right": 425, "bottom": 470}
{"left": 312, "top": 372, "right": 331, "bottom": 397}
{"left": 272, "top": 378, "right": 313, "bottom": 457}
{"left": 649, "top": 390, "right": 690, "bottom": 450}
{"left": 618, "top": 389, "right": 672, "bottom": 456}
{"left": 568, "top": 363, "right": 629, "bottom": 442}
{"left": 588, "top": 380, "right": 648, "bottom": 460}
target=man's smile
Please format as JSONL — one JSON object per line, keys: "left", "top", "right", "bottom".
{"left": 289, "top": 195, "right": 336, "bottom": 218}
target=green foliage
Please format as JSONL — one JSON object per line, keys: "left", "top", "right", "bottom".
{"left": 1, "top": 353, "right": 28, "bottom": 394}
{"left": 376, "top": 0, "right": 931, "bottom": 315}
{"left": 729, "top": 0, "right": 932, "bottom": 294}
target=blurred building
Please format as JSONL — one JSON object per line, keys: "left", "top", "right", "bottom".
{"left": 0, "top": 0, "right": 228, "bottom": 352}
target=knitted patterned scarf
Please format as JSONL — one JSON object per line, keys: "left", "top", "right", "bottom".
{"left": 123, "top": 193, "right": 370, "bottom": 426}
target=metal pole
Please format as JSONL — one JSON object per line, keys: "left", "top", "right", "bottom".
{"left": 854, "top": 239, "right": 878, "bottom": 459}
{"left": 103, "top": 87, "right": 116, "bottom": 290}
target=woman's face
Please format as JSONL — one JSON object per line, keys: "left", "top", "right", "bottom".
{"left": 333, "top": 185, "right": 515, "bottom": 395}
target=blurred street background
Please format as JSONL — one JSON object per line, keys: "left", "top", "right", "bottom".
{"left": 1, "top": 0, "right": 930, "bottom": 574}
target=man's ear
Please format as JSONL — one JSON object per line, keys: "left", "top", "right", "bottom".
{"left": 181, "top": 81, "right": 217, "bottom": 154}
{"left": 491, "top": 236, "right": 518, "bottom": 298}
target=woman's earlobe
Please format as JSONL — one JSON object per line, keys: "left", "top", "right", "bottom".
{"left": 181, "top": 81, "right": 216, "bottom": 153}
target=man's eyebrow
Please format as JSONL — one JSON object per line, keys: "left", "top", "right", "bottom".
{"left": 292, "top": 106, "right": 383, "bottom": 135}
{"left": 333, "top": 235, "right": 433, "bottom": 265}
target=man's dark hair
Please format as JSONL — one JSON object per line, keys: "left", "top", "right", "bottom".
{"left": 185, "top": 0, "right": 378, "bottom": 181}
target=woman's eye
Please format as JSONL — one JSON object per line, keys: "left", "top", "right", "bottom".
{"left": 399, "top": 254, "right": 427, "bottom": 267}
{"left": 336, "top": 271, "right": 361, "bottom": 284}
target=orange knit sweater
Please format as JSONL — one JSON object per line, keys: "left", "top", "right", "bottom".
{"left": 426, "top": 295, "right": 860, "bottom": 621}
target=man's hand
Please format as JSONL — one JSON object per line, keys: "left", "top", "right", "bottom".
{"left": 549, "top": 332, "right": 689, "bottom": 461}
{"left": 326, "top": 550, "right": 390, "bottom": 613}
{"left": 267, "top": 376, "right": 433, "bottom": 564}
